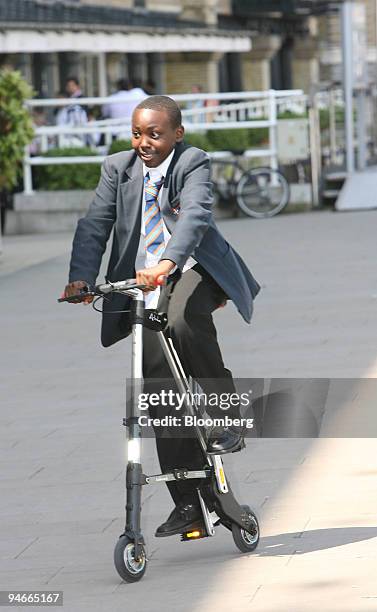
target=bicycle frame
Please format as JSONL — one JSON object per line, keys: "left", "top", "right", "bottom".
{"left": 122, "top": 285, "right": 221, "bottom": 558}
{"left": 58, "top": 279, "right": 260, "bottom": 578}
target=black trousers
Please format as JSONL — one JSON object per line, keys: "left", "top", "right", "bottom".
{"left": 142, "top": 263, "right": 239, "bottom": 506}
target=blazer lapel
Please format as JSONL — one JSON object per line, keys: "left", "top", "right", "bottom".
{"left": 160, "top": 144, "right": 182, "bottom": 215}
{"left": 160, "top": 173, "right": 172, "bottom": 215}
{"left": 120, "top": 155, "right": 143, "bottom": 233}
{"left": 118, "top": 155, "right": 143, "bottom": 264}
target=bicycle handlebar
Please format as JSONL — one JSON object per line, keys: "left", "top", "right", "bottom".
{"left": 58, "top": 275, "right": 168, "bottom": 303}
{"left": 96, "top": 279, "right": 144, "bottom": 293}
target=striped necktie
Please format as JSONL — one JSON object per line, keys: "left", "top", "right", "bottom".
{"left": 144, "top": 172, "right": 165, "bottom": 258}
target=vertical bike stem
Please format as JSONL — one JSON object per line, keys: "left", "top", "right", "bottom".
{"left": 125, "top": 289, "right": 145, "bottom": 559}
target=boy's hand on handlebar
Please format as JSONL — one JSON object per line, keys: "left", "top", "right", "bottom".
{"left": 63, "top": 280, "right": 94, "bottom": 304}
{"left": 136, "top": 260, "right": 175, "bottom": 292}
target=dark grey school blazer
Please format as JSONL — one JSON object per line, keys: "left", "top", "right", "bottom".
{"left": 69, "top": 142, "right": 261, "bottom": 347}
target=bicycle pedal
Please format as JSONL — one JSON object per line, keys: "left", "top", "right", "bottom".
{"left": 181, "top": 528, "right": 208, "bottom": 542}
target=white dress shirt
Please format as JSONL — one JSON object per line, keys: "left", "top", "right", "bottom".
{"left": 135, "top": 148, "right": 196, "bottom": 308}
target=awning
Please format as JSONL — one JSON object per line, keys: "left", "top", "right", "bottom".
{"left": 0, "top": 28, "right": 252, "bottom": 54}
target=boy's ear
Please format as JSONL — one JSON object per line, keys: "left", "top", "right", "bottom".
{"left": 175, "top": 125, "right": 184, "bottom": 143}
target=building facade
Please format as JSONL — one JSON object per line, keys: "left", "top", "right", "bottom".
{"left": 0, "top": 0, "right": 376, "bottom": 98}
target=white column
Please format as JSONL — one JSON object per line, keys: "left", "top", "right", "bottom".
{"left": 98, "top": 52, "right": 107, "bottom": 97}
{"left": 342, "top": 1, "right": 355, "bottom": 174}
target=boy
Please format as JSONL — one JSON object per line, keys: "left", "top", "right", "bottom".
{"left": 63, "top": 96, "right": 260, "bottom": 537}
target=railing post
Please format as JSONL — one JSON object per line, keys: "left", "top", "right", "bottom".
{"left": 329, "top": 88, "right": 337, "bottom": 165}
{"left": 341, "top": 0, "right": 355, "bottom": 174}
{"left": 23, "top": 147, "right": 34, "bottom": 195}
{"left": 41, "top": 133, "right": 48, "bottom": 153}
{"left": 356, "top": 88, "right": 367, "bottom": 170}
{"left": 309, "top": 96, "right": 321, "bottom": 209}
{"left": 268, "top": 90, "right": 278, "bottom": 171}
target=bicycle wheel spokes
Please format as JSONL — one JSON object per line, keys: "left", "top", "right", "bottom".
{"left": 236, "top": 168, "right": 290, "bottom": 218}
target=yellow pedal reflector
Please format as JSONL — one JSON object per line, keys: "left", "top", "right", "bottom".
{"left": 186, "top": 530, "right": 201, "bottom": 538}
{"left": 219, "top": 468, "right": 225, "bottom": 485}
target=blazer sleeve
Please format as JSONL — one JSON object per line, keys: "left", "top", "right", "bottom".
{"left": 160, "top": 149, "right": 212, "bottom": 270}
{"left": 69, "top": 157, "right": 117, "bottom": 285}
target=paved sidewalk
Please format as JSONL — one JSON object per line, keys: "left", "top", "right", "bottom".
{"left": 1, "top": 210, "right": 377, "bottom": 612}
{"left": 0, "top": 233, "right": 72, "bottom": 278}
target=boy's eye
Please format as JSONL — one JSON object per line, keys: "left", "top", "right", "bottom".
{"left": 132, "top": 131, "right": 140, "bottom": 138}
{"left": 151, "top": 132, "right": 160, "bottom": 139}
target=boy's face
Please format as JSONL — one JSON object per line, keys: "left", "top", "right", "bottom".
{"left": 131, "top": 108, "right": 184, "bottom": 168}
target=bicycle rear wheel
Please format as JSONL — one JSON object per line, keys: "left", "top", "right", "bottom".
{"left": 236, "top": 167, "right": 290, "bottom": 218}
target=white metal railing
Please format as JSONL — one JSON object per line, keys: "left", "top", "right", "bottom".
{"left": 23, "top": 89, "right": 305, "bottom": 194}
{"left": 313, "top": 86, "right": 377, "bottom": 171}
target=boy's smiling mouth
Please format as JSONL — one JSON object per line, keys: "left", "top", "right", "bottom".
{"left": 139, "top": 150, "right": 154, "bottom": 162}
{"left": 137, "top": 149, "right": 162, "bottom": 167}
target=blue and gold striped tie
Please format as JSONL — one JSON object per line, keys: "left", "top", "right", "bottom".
{"left": 144, "top": 173, "right": 165, "bottom": 258}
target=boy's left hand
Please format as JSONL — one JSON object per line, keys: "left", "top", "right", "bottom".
{"left": 136, "top": 260, "right": 176, "bottom": 292}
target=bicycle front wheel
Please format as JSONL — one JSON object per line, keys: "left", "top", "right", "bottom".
{"left": 236, "top": 167, "right": 290, "bottom": 218}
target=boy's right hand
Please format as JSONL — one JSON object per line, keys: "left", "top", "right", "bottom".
{"left": 62, "top": 280, "right": 94, "bottom": 304}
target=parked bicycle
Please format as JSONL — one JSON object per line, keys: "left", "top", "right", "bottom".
{"left": 210, "top": 155, "right": 290, "bottom": 218}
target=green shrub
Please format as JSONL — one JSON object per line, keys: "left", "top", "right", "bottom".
{"left": 0, "top": 70, "right": 34, "bottom": 190}
{"left": 207, "top": 128, "right": 250, "bottom": 152}
{"left": 277, "top": 110, "right": 308, "bottom": 120}
{"left": 319, "top": 107, "right": 345, "bottom": 130}
{"left": 247, "top": 127, "right": 269, "bottom": 147}
{"left": 183, "top": 132, "right": 211, "bottom": 151}
{"left": 35, "top": 147, "right": 101, "bottom": 190}
{"left": 185, "top": 127, "right": 271, "bottom": 152}
{"left": 108, "top": 139, "right": 132, "bottom": 154}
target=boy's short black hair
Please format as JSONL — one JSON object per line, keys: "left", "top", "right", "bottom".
{"left": 134, "top": 95, "right": 182, "bottom": 129}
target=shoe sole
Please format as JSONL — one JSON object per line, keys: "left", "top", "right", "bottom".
{"left": 155, "top": 519, "right": 203, "bottom": 538}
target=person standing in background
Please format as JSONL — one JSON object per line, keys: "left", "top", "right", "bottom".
{"left": 144, "top": 79, "right": 157, "bottom": 95}
{"left": 55, "top": 78, "right": 88, "bottom": 147}
{"left": 64, "top": 77, "right": 88, "bottom": 126}
{"left": 128, "top": 79, "right": 148, "bottom": 101}
{"left": 102, "top": 79, "right": 147, "bottom": 139}
{"left": 102, "top": 79, "right": 133, "bottom": 122}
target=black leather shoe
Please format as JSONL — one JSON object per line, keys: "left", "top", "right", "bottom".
{"left": 155, "top": 503, "right": 202, "bottom": 538}
{"left": 206, "top": 426, "right": 246, "bottom": 454}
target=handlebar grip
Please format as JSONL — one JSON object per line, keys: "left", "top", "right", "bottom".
{"left": 57, "top": 289, "right": 95, "bottom": 303}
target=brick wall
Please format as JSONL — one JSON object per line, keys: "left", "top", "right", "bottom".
{"left": 165, "top": 53, "right": 220, "bottom": 93}
{"left": 241, "top": 58, "right": 270, "bottom": 91}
